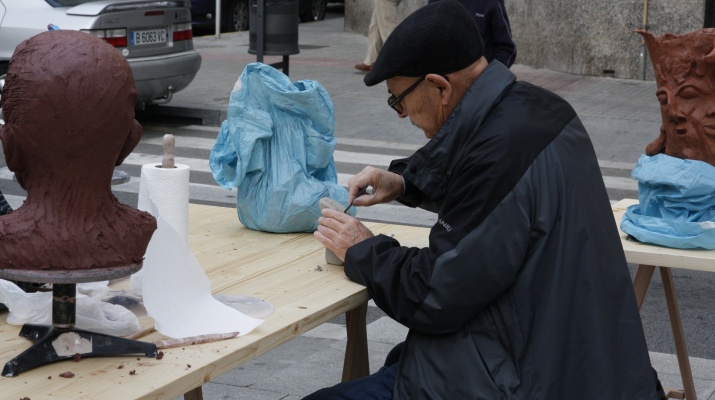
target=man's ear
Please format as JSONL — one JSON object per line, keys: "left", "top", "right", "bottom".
{"left": 116, "top": 119, "right": 143, "bottom": 166}
{"left": 426, "top": 74, "right": 452, "bottom": 106}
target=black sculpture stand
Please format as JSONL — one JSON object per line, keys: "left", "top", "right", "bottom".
{"left": 0, "top": 264, "right": 157, "bottom": 377}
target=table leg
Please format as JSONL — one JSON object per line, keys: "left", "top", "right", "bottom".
{"left": 184, "top": 386, "right": 203, "bottom": 400}
{"left": 660, "top": 267, "right": 697, "bottom": 400}
{"left": 633, "top": 264, "right": 656, "bottom": 310}
{"left": 342, "top": 302, "right": 369, "bottom": 382}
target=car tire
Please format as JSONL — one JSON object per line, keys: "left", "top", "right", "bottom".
{"left": 300, "top": 0, "right": 326, "bottom": 22}
{"left": 224, "top": 0, "right": 249, "bottom": 32}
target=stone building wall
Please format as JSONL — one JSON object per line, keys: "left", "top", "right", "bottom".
{"left": 344, "top": 0, "right": 707, "bottom": 80}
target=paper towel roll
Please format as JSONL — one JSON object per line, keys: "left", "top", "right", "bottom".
{"left": 138, "top": 163, "right": 190, "bottom": 243}
{"left": 133, "top": 164, "right": 265, "bottom": 338}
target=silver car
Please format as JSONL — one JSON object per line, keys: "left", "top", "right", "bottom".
{"left": 0, "top": 0, "right": 202, "bottom": 110}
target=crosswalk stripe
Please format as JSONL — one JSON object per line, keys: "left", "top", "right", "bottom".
{"left": 598, "top": 160, "right": 635, "bottom": 170}
{"left": 180, "top": 126, "right": 428, "bottom": 152}
{"left": 145, "top": 134, "right": 637, "bottom": 175}
{"left": 123, "top": 153, "right": 212, "bottom": 173}
{"left": 603, "top": 175, "right": 638, "bottom": 191}
{"left": 0, "top": 128, "right": 638, "bottom": 227}
{"left": 144, "top": 136, "right": 401, "bottom": 168}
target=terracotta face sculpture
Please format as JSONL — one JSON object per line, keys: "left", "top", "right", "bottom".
{"left": 0, "top": 30, "right": 156, "bottom": 270}
{"left": 637, "top": 28, "right": 715, "bottom": 166}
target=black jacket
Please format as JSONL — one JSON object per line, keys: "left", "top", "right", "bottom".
{"left": 344, "top": 62, "right": 661, "bottom": 399}
{"left": 429, "top": 0, "right": 516, "bottom": 67}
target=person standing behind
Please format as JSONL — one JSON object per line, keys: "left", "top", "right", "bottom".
{"left": 355, "top": 0, "right": 402, "bottom": 72}
{"left": 430, "top": 0, "right": 516, "bottom": 67}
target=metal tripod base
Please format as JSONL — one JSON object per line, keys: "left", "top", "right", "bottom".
{"left": 0, "top": 263, "right": 153, "bottom": 377}
{"left": 2, "top": 324, "right": 157, "bottom": 377}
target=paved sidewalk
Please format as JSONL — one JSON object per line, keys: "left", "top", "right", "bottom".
{"left": 162, "top": 13, "right": 715, "bottom": 400}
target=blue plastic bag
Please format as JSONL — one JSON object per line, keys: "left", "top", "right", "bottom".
{"left": 209, "top": 63, "right": 351, "bottom": 233}
{"left": 620, "top": 154, "right": 715, "bottom": 249}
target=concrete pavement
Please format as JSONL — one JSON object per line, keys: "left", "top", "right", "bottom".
{"left": 160, "top": 10, "right": 715, "bottom": 400}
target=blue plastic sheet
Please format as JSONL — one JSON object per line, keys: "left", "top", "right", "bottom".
{"left": 209, "top": 63, "right": 351, "bottom": 233}
{"left": 620, "top": 154, "right": 715, "bottom": 249}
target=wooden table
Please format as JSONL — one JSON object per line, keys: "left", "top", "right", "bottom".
{"left": 613, "top": 199, "right": 715, "bottom": 400}
{"left": 0, "top": 203, "right": 429, "bottom": 399}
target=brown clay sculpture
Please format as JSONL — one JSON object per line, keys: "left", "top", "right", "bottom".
{"left": 0, "top": 30, "right": 156, "bottom": 270}
{"left": 637, "top": 28, "right": 715, "bottom": 166}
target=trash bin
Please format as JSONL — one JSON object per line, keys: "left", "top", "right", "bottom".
{"left": 249, "top": 0, "right": 300, "bottom": 56}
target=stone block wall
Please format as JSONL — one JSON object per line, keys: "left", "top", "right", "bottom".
{"left": 344, "top": 0, "right": 707, "bottom": 80}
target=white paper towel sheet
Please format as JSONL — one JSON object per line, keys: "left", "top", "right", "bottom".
{"left": 142, "top": 216, "right": 263, "bottom": 338}
{"left": 137, "top": 163, "right": 263, "bottom": 338}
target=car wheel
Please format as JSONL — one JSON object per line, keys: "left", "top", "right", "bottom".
{"left": 224, "top": 0, "right": 249, "bottom": 32}
{"left": 300, "top": 0, "right": 326, "bottom": 22}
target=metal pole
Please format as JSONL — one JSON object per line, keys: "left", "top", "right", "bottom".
{"left": 257, "top": 0, "right": 265, "bottom": 63}
{"left": 639, "top": 0, "right": 650, "bottom": 80}
{"left": 215, "top": 0, "right": 222, "bottom": 39}
{"left": 706, "top": 0, "right": 715, "bottom": 28}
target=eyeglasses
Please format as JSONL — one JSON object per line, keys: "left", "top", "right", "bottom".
{"left": 387, "top": 75, "right": 426, "bottom": 114}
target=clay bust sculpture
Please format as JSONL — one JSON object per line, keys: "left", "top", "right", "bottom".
{"left": 637, "top": 28, "right": 715, "bottom": 166}
{"left": 0, "top": 30, "right": 156, "bottom": 270}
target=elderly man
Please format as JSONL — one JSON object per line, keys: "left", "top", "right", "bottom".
{"left": 308, "top": 1, "right": 665, "bottom": 399}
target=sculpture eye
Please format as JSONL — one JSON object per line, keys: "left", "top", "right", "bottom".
{"left": 656, "top": 91, "right": 668, "bottom": 105}
{"left": 676, "top": 85, "right": 700, "bottom": 100}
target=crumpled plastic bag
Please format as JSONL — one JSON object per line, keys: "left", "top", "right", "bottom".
{"left": 620, "top": 153, "right": 715, "bottom": 249}
{"left": 209, "top": 63, "right": 352, "bottom": 233}
{"left": 0, "top": 279, "right": 141, "bottom": 337}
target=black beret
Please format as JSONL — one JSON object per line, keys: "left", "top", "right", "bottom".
{"left": 364, "top": 0, "right": 484, "bottom": 86}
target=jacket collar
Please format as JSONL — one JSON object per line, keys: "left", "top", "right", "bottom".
{"left": 400, "top": 62, "right": 517, "bottom": 202}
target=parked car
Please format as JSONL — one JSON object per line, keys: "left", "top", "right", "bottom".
{"left": 0, "top": 0, "right": 202, "bottom": 110}
{"left": 190, "top": 0, "right": 329, "bottom": 33}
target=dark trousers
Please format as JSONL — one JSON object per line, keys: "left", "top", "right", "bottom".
{"left": 301, "top": 342, "right": 404, "bottom": 400}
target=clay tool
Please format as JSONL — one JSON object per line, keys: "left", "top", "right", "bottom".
{"left": 343, "top": 188, "right": 367, "bottom": 213}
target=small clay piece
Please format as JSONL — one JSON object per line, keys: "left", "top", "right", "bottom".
{"left": 162, "top": 134, "right": 176, "bottom": 168}
{"left": 319, "top": 198, "right": 347, "bottom": 265}
{"left": 154, "top": 332, "right": 239, "bottom": 349}
{"left": 156, "top": 351, "right": 164, "bottom": 360}
{"left": 59, "top": 371, "right": 75, "bottom": 378}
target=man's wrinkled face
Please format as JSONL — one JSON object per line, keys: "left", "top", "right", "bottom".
{"left": 386, "top": 76, "right": 445, "bottom": 139}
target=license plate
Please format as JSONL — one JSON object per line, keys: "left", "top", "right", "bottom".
{"left": 131, "top": 29, "right": 167, "bottom": 46}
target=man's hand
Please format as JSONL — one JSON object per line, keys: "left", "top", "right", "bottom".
{"left": 347, "top": 166, "right": 404, "bottom": 208}
{"left": 314, "top": 208, "right": 374, "bottom": 261}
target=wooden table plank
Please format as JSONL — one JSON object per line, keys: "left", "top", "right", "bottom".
{"left": 0, "top": 204, "right": 429, "bottom": 399}
{"left": 615, "top": 199, "right": 711, "bottom": 400}
{"left": 613, "top": 199, "right": 715, "bottom": 272}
